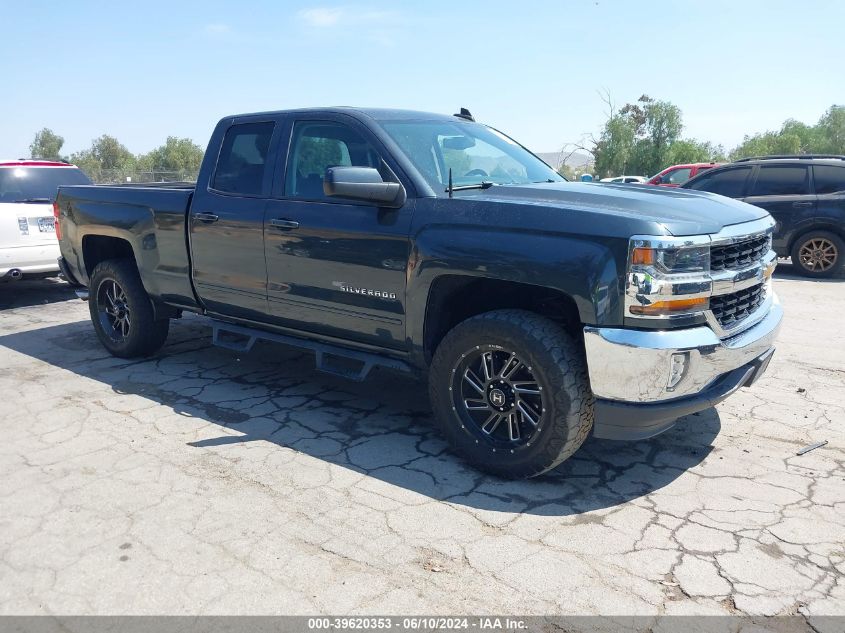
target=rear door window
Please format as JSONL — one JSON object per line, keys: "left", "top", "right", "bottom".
{"left": 750, "top": 166, "right": 810, "bottom": 196}
{"left": 212, "top": 122, "right": 275, "bottom": 196}
{"left": 686, "top": 167, "right": 751, "bottom": 198}
{"left": 812, "top": 165, "right": 845, "bottom": 194}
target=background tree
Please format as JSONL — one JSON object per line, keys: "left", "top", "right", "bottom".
{"left": 70, "top": 135, "right": 136, "bottom": 182}
{"left": 592, "top": 111, "right": 637, "bottom": 178}
{"left": 29, "top": 128, "right": 65, "bottom": 161}
{"left": 137, "top": 136, "right": 204, "bottom": 177}
{"left": 730, "top": 105, "right": 845, "bottom": 159}
{"left": 666, "top": 139, "right": 726, "bottom": 166}
{"left": 582, "top": 94, "right": 737, "bottom": 177}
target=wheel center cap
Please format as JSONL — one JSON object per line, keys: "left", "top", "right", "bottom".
{"left": 487, "top": 380, "right": 515, "bottom": 411}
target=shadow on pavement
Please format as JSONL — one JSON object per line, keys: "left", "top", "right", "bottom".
{"left": 0, "top": 277, "right": 77, "bottom": 309}
{"left": 774, "top": 259, "right": 845, "bottom": 282}
{"left": 0, "top": 315, "right": 721, "bottom": 516}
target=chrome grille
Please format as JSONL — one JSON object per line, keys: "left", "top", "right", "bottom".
{"left": 710, "top": 282, "right": 765, "bottom": 330}
{"left": 710, "top": 235, "right": 770, "bottom": 272}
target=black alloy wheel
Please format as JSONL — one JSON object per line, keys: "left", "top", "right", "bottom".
{"left": 97, "top": 278, "right": 132, "bottom": 342}
{"left": 451, "top": 347, "right": 544, "bottom": 450}
{"left": 88, "top": 259, "right": 170, "bottom": 358}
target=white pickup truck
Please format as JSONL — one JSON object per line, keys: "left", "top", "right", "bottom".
{"left": 1, "top": 159, "right": 91, "bottom": 280}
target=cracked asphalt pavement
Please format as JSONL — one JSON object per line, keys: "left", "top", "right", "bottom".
{"left": 0, "top": 265, "right": 842, "bottom": 617}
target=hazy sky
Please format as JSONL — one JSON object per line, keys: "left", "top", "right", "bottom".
{"left": 2, "top": 0, "right": 843, "bottom": 158}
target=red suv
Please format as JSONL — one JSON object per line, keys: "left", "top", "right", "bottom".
{"left": 646, "top": 162, "right": 720, "bottom": 187}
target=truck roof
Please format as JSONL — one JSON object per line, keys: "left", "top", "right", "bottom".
{"left": 222, "top": 107, "right": 467, "bottom": 123}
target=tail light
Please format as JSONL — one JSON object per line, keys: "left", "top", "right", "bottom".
{"left": 53, "top": 201, "right": 62, "bottom": 240}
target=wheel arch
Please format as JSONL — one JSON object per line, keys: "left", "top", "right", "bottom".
{"left": 81, "top": 234, "right": 137, "bottom": 278}
{"left": 421, "top": 275, "right": 584, "bottom": 364}
{"left": 787, "top": 222, "right": 845, "bottom": 253}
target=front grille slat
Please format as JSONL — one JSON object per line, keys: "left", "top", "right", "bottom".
{"left": 711, "top": 283, "right": 765, "bottom": 331}
{"left": 711, "top": 234, "right": 770, "bottom": 272}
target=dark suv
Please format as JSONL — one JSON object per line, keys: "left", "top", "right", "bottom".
{"left": 682, "top": 155, "right": 845, "bottom": 277}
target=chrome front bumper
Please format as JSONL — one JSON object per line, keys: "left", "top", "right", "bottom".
{"left": 584, "top": 291, "right": 782, "bottom": 404}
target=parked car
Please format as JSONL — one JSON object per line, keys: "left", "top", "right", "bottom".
{"left": 1, "top": 159, "right": 91, "bottom": 281}
{"left": 55, "top": 107, "right": 781, "bottom": 478}
{"left": 646, "top": 162, "right": 720, "bottom": 187}
{"left": 600, "top": 175, "right": 648, "bottom": 184}
{"left": 683, "top": 155, "right": 845, "bottom": 277}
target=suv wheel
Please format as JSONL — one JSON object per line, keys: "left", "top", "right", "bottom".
{"left": 791, "top": 230, "right": 844, "bottom": 277}
{"left": 89, "top": 259, "right": 170, "bottom": 358}
{"left": 429, "top": 309, "right": 594, "bottom": 478}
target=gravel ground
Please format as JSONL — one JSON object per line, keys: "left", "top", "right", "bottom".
{"left": 0, "top": 264, "right": 842, "bottom": 617}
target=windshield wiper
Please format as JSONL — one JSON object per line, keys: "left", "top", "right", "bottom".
{"left": 14, "top": 198, "right": 52, "bottom": 204}
{"left": 445, "top": 181, "right": 495, "bottom": 193}
{"left": 446, "top": 168, "right": 495, "bottom": 197}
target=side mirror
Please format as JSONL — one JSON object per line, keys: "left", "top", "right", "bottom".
{"left": 323, "top": 167, "right": 406, "bottom": 208}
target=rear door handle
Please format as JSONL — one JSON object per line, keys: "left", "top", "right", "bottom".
{"left": 269, "top": 218, "right": 300, "bottom": 230}
{"left": 792, "top": 201, "right": 814, "bottom": 208}
{"left": 193, "top": 212, "right": 219, "bottom": 223}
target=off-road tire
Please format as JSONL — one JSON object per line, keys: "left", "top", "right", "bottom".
{"left": 429, "top": 309, "right": 594, "bottom": 478}
{"left": 89, "top": 259, "right": 169, "bottom": 358}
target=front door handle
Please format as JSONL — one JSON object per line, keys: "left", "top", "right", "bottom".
{"left": 792, "top": 201, "right": 814, "bottom": 208}
{"left": 193, "top": 212, "right": 219, "bottom": 223}
{"left": 269, "top": 218, "right": 300, "bottom": 230}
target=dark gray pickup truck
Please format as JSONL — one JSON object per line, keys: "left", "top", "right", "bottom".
{"left": 55, "top": 107, "right": 782, "bottom": 478}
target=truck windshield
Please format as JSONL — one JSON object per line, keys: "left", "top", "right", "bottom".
{"left": 0, "top": 166, "right": 91, "bottom": 203}
{"left": 380, "top": 120, "right": 564, "bottom": 192}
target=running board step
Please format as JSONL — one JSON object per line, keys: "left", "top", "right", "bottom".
{"left": 210, "top": 320, "right": 411, "bottom": 382}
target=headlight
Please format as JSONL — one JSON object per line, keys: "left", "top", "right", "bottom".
{"left": 626, "top": 237, "right": 712, "bottom": 318}
{"left": 631, "top": 245, "right": 710, "bottom": 274}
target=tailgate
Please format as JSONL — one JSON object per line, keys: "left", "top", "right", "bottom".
{"left": 0, "top": 202, "right": 57, "bottom": 248}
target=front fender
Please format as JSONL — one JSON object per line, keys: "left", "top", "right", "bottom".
{"left": 405, "top": 224, "right": 624, "bottom": 363}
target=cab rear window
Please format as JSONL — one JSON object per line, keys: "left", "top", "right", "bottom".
{"left": 0, "top": 166, "right": 91, "bottom": 203}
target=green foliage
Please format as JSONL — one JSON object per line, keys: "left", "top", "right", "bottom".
{"left": 557, "top": 164, "right": 578, "bottom": 180}
{"left": 296, "top": 137, "right": 343, "bottom": 176}
{"left": 29, "top": 128, "right": 65, "bottom": 161}
{"left": 70, "top": 135, "right": 136, "bottom": 182}
{"left": 593, "top": 113, "right": 636, "bottom": 179}
{"left": 442, "top": 148, "right": 472, "bottom": 176}
{"left": 666, "top": 139, "right": 726, "bottom": 166}
{"left": 730, "top": 106, "right": 845, "bottom": 159}
{"left": 592, "top": 95, "right": 723, "bottom": 178}
{"left": 62, "top": 134, "right": 205, "bottom": 183}
{"left": 138, "top": 137, "right": 204, "bottom": 173}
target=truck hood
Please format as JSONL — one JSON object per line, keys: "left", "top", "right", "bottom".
{"left": 462, "top": 181, "right": 769, "bottom": 236}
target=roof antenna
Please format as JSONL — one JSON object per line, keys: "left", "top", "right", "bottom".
{"left": 448, "top": 168, "right": 453, "bottom": 198}
{"left": 454, "top": 107, "right": 475, "bottom": 122}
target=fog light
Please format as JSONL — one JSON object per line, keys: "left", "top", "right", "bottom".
{"left": 667, "top": 353, "right": 689, "bottom": 390}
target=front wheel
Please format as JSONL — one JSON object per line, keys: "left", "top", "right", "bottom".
{"left": 429, "top": 310, "right": 594, "bottom": 478}
{"left": 790, "top": 230, "right": 844, "bottom": 277}
{"left": 89, "top": 259, "right": 169, "bottom": 358}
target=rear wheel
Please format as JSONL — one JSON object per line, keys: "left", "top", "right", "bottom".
{"left": 429, "top": 309, "right": 594, "bottom": 478}
{"left": 89, "top": 259, "right": 169, "bottom": 358}
{"left": 790, "top": 230, "right": 844, "bottom": 277}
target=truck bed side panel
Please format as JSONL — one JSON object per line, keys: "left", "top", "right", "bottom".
{"left": 58, "top": 185, "right": 199, "bottom": 310}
